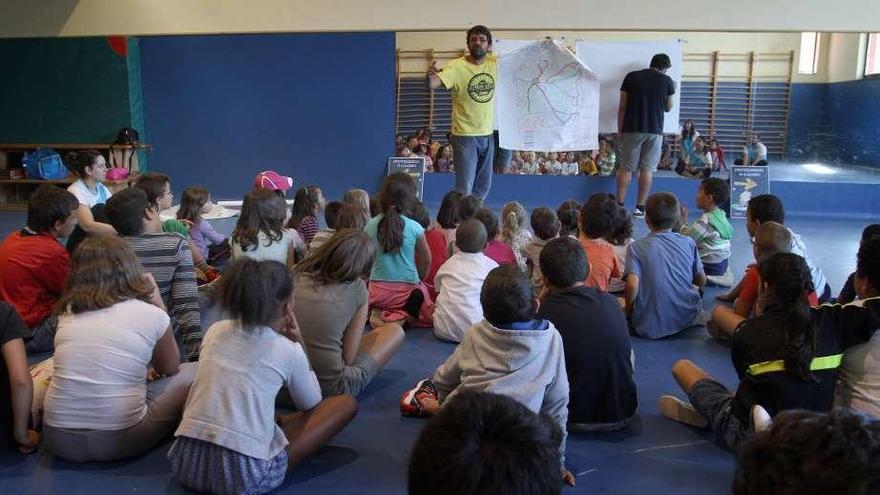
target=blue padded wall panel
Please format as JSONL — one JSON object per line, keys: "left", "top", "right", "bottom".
{"left": 140, "top": 32, "right": 395, "bottom": 200}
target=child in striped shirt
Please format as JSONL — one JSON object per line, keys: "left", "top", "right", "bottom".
{"left": 678, "top": 178, "right": 733, "bottom": 287}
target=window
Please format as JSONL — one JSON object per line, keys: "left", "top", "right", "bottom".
{"left": 798, "top": 32, "right": 820, "bottom": 75}
{"left": 866, "top": 33, "right": 880, "bottom": 76}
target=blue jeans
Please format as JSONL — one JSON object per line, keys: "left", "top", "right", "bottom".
{"left": 451, "top": 134, "right": 494, "bottom": 200}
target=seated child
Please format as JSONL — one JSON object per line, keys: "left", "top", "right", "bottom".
{"left": 408, "top": 391, "right": 570, "bottom": 494}
{"left": 366, "top": 173, "right": 434, "bottom": 327}
{"left": 537, "top": 237, "right": 637, "bottom": 431}
{"left": 544, "top": 152, "right": 563, "bottom": 175}
{"left": 231, "top": 188, "right": 305, "bottom": 267}
{"left": 708, "top": 139, "right": 726, "bottom": 172}
{"left": 342, "top": 188, "right": 371, "bottom": 225}
{"left": 0, "top": 301, "right": 39, "bottom": 453}
{"left": 309, "top": 200, "right": 343, "bottom": 252}
{"left": 64, "top": 150, "right": 116, "bottom": 241}
{"left": 521, "top": 207, "right": 561, "bottom": 296}
{"left": 500, "top": 201, "right": 532, "bottom": 273}
{"left": 835, "top": 236, "right": 880, "bottom": 418}
{"left": 562, "top": 152, "right": 580, "bottom": 176}
{"left": 105, "top": 188, "right": 203, "bottom": 361}
{"left": 579, "top": 193, "right": 622, "bottom": 292}
{"left": 521, "top": 151, "right": 540, "bottom": 175}
{"left": 556, "top": 199, "right": 581, "bottom": 238}
{"left": 837, "top": 224, "right": 880, "bottom": 304}
{"left": 253, "top": 170, "right": 294, "bottom": 196}
{"left": 719, "top": 194, "right": 830, "bottom": 303}
{"left": 659, "top": 253, "right": 880, "bottom": 453}
{"left": 606, "top": 206, "right": 634, "bottom": 294}
{"left": 399, "top": 264, "right": 573, "bottom": 484}
{"left": 733, "top": 409, "right": 880, "bottom": 495}
{"left": 287, "top": 185, "right": 325, "bottom": 245}
{"left": 432, "top": 220, "right": 499, "bottom": 342}
{"left": 579, "top": 150, "right": 598, "bottom": 176}
{"left": 708, "top": 221, "right": 819, "bottom": 340}
{"left": 424, "top": 193, "right": 462, "bottom": 299}
{"left": 625, "top": 193, "right": 706, "bottom": 339}
{"left": 168, "top": 259, "right": 357, "bottom": 494}
{"left": 474, "top": 208, "right": 516, "bottom": 266}
{"left": 43, "top": 236, "right": 195, "bottom": 462}
{"left": 177, "top": 185, "right": 229, "bottom": 263}
{"left": 295, "top": 230, "right": 405, "bottom": 397}
{"left": 0, "top": 185, "right": 78, "bottom": 353}
{"left": 678, "top": 177, "right": 733, "bottom": 287}
{"left": 596, "top": 137, "right": 617, "bottom": 176}
{"left": 335, "top": 204, "right": 368, "bottom": 231}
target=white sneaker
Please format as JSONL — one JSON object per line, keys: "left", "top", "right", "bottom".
{"left": 707, "top": 268, "right": 734, "bottom": 288}
{"left": 658, "top": 395, "right": 708, "bottom": 428}
{"left": 751, "top": 404, "right": 772, "bottom": 432}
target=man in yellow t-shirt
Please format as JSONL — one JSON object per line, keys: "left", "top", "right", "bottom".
{"left": 428, "top": 25, "right": 497, "bottom": 200}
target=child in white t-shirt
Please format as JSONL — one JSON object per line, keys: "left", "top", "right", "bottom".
{"left": 433, "top": 220, "right": 499, "bottom": 342}
{"left": 231, "top": 188, "right": 305, "bottom": 267}
{"left": 168, "top": 258, "right": 357, "bottom": 494}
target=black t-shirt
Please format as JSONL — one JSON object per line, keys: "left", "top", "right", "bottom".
{"left": 537, "top": 286, "right": 637, "bottom": 424}
{"left": 1, "top": 301, "right": 29, "bottom": 428}
{"left": 731, "top": 298, "right": 880, "bottom": 424}
{"left": 620, "top": 68, "right": 676, "bottom": 134}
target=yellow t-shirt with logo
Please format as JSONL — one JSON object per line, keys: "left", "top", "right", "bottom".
{"left": 438, "top": 55, "right": 497, "bottom": 136}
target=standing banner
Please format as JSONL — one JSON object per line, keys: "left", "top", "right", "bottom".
{"left": 575, "top": 40, "right": 683, "bottom": 134}
{"left": 496, "top": 39, "right": 599, "bottom": 151}
{"left": 730, "top": 166, "right": 770, "bottom": 218}
{"left": 387, "top": 156, "right": 426, "bottom": 200}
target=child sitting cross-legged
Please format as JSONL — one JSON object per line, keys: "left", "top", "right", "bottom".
{"left": 521, "top": 207, "right": 561, "bottom": 296}
{"left": 537, "top": 237, "right": 638, "bottom": 431}
{"left": 399, "top": 264, "right": 574, "bottom": 485}
{"left": 677, "top": 177, "right": 734, "bottom": 287}
{"left": 659, "top": 252, "right": 880, "bottom": 453}
{"left": 625, "top": 192, "right": 706, "bottom": 339}
{"left": 579, "top": 193, "right": 622, "bottom": 292}
{"left": 432, "top": 219, "right": 499, "bottom": 343}
{"left": 168, "top": 259, "right": 357, "bottom": 493}
{"left": 500, "top": 201, "right": 532, "bottom": 273}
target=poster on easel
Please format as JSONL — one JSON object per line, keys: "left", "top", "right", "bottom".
{"left": 730, "top": 166, "right": 770, "bottom": 219}
{"left": 387, "top": 156, "right": 426, "bottom": 200}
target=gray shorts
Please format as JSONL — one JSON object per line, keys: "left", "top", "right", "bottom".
{"left": 688, "top": 378, "right": 749, "bottom": 453}
{"left": 338, "top": 352, "right": 379, "bottom": 397}
{"left": 617, "top": 133, "right": 663, "bottom": 172}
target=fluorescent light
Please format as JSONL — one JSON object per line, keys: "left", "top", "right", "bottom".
{"left": 802, "top": 163, "right": 836, "bottom": 175}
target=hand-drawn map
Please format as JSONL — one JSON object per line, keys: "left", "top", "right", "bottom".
{"left": 496, "top": 39, "right": 599, "bottom": 151}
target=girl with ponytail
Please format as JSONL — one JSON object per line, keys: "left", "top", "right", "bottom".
{"left": 500, "top": 201, "right": 531, "bottom": 272}
{"left": 364, "top": 173, "right": 434, "bottom": 327}
{"left": 657, "top": 251, "right": 880, "bottom": 452}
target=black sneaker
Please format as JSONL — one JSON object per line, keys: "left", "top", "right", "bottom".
{"left": 633, "top": 205, "right": 646, "bottom": 219}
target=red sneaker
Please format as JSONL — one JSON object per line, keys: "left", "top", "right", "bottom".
{"left": 400, "top": 379, "right": 438, "bottom": 417}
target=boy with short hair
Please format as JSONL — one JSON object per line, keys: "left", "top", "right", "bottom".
{"left": 719, "top": 194, "right": 830, "bottom": 303}
{"left": 538, "top": 237, "right": 637, "bottom": 431}
{"left": 625, "top": 192, "right": 706, "bottom": 339}
{"left": 678, "top": 177, "right": 733, "bottom": 287}
{"left": 400, "top": 265, "right": 573, "bottom": 483}
{"left": 309, "top": 200, "right": 343, "bottom": 252}
{"left": 408, "top": 391, "right": 567, "bottom": 495}
{"left": 579, "top": 193, "right": 622, "bottom": 291}
{"left": 709, "top": 221, "right": 820, "bottom": 340}
{"left": 432, "top": 220, "right": 499, "bottom": 342}
{"left": 0, "top": 184, "right": 79, "bottom": 352}
{"left": 105, "top": 188, "right": 202, "bottom": 361}
{"left": 521, "top": 207, "right": 561, "bottom": 295}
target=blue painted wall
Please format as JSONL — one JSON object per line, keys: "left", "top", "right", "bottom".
{"left": 140, "top": 32, "right": 395, "bottom": 200}
{"left": 787, "top": 78, "right": 880, "bottom": 167}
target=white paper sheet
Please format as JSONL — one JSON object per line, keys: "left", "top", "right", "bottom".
{"left": 496, "top": 39, "right": 599, "bottom": 151}
{"left": 575, "top": 40, "right": 683, "bottom": 134}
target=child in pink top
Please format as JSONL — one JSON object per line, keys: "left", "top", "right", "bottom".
{"left": 474, "top": 208, "right": 516, "bottom": 266}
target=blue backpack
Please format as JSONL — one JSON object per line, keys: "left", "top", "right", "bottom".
{"left": 22, "top": 148, "right": 69, "bottom": 180}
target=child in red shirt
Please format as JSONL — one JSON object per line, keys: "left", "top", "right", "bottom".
{"left": 474, "top": 208, "right": 516, "bottom": 266}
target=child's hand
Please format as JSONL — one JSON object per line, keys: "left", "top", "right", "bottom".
{"left": 16, "top": 429, "right": 40, "bottom": 454}
{"left": 143, "top": 273, "right": 166, "bottom": 311}
{"left": 562, "top": 468, "right": 576, "bottom": 486}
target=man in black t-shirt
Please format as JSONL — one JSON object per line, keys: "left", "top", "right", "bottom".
{"left": 616, "top": 54, "right": 676, "bottom": 218}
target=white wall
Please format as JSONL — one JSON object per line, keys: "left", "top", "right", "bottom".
{"left": 2, "top": 0, "right": 880, "bottom": 38}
